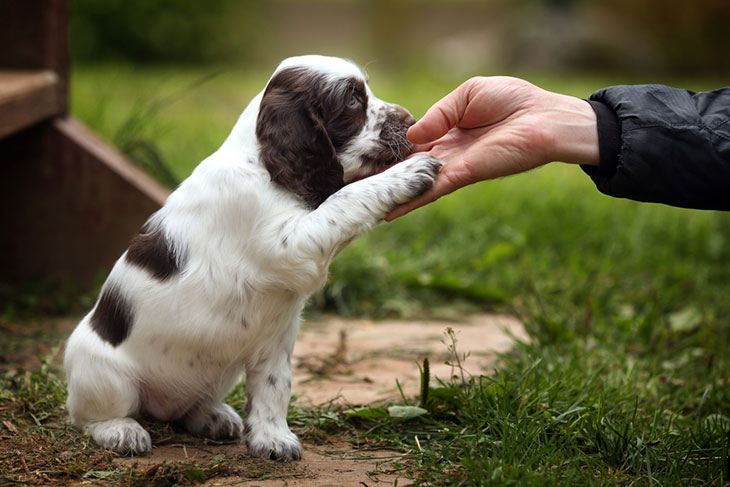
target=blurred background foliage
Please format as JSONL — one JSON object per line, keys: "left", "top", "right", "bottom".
{"left": 71, "top": 0, "right": 730, "bottom": 75}
{"left": 60, "top": 0, "right": 730, "bottom": 320}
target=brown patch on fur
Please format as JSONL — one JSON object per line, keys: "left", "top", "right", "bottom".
{"left": 325, "top": 78, "right": 368, "bottom": 151}
{"left": 90, "top": 285, "right": 134, "bottom": 346}
{"left": 126, "top": 221, "right": 181, "bottom": 281}
{"left": 256, "top": 67, "right": 368, "bottom": 209}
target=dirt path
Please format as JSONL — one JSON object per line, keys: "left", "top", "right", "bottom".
{"left": 119, "top": 314, "right": 526, "bottom": 485}
{"left": 113, "top": 440, "right": 405, "bottom": 486}
{"left": 293, "top": 314, "right": 527, "bottom": 406}
{"left": 1, "top": 313, "right": 526, "bottom": 485}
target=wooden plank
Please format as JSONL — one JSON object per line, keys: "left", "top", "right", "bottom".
{"left": 54, "top": 118, "right": 170, "bottom": 207}
{"left": 0, "top": 0, "right": 68, "bottom": 115}
{"left": 0, "top": 118, "right": 169, "bottom": 287}
{"left": 0, "top": 70, "right": 59, "bottom": 139}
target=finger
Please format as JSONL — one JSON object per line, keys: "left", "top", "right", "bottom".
{"left": 407, "top": 82, "right": 472, "bottom": 145}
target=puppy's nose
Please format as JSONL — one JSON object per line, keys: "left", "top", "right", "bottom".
{"left": 392, "top": 105, "right": 416, "bottom": 127}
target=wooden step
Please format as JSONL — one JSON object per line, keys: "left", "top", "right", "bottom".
{"left": 0, "top": 117, "right": 169, "bottom": 286}
{"left": 0, "top": 70, "right": 59, "bottom": 139}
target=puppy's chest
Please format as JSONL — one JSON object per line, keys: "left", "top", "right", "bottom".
{"left": 138, "top": 340, "right": 244, "bottom": 419}
{"left": 142, "top": 335, "right": 244, "bottom": 378}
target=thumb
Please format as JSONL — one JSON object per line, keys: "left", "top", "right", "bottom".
{"left": 407, "top": 82, "right": 470, "bottom": 144}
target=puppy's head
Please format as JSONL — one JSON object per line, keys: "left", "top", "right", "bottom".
{"left": 256, "top": 55, "right": 415, "bottom": 208}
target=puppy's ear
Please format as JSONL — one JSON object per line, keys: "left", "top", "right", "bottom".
{"left": 256, "top": 67, "right": 344, "bottom": 209}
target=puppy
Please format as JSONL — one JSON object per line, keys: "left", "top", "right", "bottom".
{"left": 64, "top": 55, "right": 441, "bottom": 460}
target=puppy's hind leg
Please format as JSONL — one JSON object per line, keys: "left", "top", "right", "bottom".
{"left": 85, "top": 418, "right": 152, "bottom": 455}
{"left": 184, "top": 402, "right": 244, "bottom": 441}
{"left": 65, "top": 352, "right": 151, "bottom": 455}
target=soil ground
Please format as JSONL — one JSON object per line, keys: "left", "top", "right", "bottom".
{"left": 0, "top": 314, "right": 526, "bottom": 486}
{"left": 293, "top": 314, "right": 527, "bottom": 406}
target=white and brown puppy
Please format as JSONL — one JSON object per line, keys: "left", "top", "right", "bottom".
{"left": 63, "top": 55, "right": 441, "bottom": 460}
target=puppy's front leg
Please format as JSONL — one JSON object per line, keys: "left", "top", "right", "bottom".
{"left": 294, "top": 154, "right": 442, "bottom": 256}
{"left": 244, "top": 342, "right": 301, "bottom": 461}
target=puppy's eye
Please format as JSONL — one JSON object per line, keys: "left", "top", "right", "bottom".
{"left": 347, "top": 94, "right": 362, "bottom": 109}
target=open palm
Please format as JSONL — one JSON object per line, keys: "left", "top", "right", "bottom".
{"left": 387, "top": 76, "right": 598, "bottom": 220}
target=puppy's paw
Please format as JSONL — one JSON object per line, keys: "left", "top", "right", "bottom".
{"left": 245, "top": 423, "right": 303, "bottom": 461}
{"left": 86, "top": 417, "right": 152, "bottom": 455}
{"left": 185, "top": 403, "right": 244, "bottom": 441}
{"left": 388, "top": 154, "right": 442, "bottom": 203}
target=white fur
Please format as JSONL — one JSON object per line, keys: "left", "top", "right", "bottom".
{"left": 64, "top": 55, "right": 440, "bottom": 459}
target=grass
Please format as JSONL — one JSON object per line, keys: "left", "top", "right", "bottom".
{"left": 1, "top": 64, "right": 727, "bottom": 484}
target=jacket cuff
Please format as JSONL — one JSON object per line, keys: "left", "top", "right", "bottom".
{"left": 581, "top": 100, "right": 621, "bottom": 177}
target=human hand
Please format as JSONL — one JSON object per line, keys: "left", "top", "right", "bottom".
{"left": 387, "top": 76, "right": 599, "bottom": 220}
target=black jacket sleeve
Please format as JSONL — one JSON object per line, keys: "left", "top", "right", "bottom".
{"left": 581, "top": 84, "right": 730, "bottom": 210}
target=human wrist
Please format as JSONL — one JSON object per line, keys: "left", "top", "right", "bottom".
{"left": 585, "top": 99, "right": 621, "bottom": 175}
{"left": 543, "top": 94, "right": 600, "bottom": 166}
